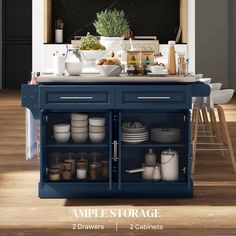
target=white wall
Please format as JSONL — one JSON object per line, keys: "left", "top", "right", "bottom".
{"left": 195, "top": 0, "right": 229, "bottom": 87}
{"left": 229, "top": 0, "right": 236, "bottom": 90}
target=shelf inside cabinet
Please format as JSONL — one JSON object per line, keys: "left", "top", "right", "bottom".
{"left": 122, "top": 142, "right": 185, "bottom": 148}
{"left": 46, "top": 143, "right": 109, "bottom": 148}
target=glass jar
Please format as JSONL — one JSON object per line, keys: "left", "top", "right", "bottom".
{"left": 90, "top": 163, "right": 98, "bottom": 181}
{"left": 62, "top": 162, "right": 72, "bottom": 180}
{"left": 101, "top": 160, "right": 109, "bottom": 178}
{"left": 90, "top": 152, "right": 101, "bottom": 176}
{"left": 65, "top": 45, "right": 84, "bottom": 76}
{"left": 49, "top": 168, "right": 61, "bottom": 181}
{"left": 76, "top": 155, "right": 88, "bottom": 179}
{"left": 178, "top": 52, "right": 187, "bottom": 76}
{"left": 64, "top": 152, "right": 76, "bottom": 176}
{"left": 49, "top": 152, "right": 63, "bottom": 169}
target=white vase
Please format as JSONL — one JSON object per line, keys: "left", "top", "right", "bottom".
{"left": 100, "top": 36, "right": 124, "bottom": 55}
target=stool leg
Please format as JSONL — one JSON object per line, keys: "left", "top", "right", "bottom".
{"left": 192, "top": 109, "right": 199, "bottom": 174}
{"left": 202, "top": 108, "right": 210, "bottom": 131}
{"left": 209, "top": 108, "right": 225, "bottom": 156}
{"left": 216, "top": 105, "right": 236, "bottom": 173}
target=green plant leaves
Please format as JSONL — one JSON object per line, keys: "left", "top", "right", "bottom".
{"left": 94, "top": 9, "right": 129, "bottom": 37}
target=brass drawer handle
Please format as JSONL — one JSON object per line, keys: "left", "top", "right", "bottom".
{"left": 60, "top": 96, "right": 94, "bottom": 100}
{"left": 137, "top": 96, "right": 171, "bottom": 100}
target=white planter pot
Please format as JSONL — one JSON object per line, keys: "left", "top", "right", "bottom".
{"left": 100, "top": 36, "right": 124, "bottom": 55}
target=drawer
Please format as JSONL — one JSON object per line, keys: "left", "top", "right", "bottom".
{"left": 116, "top": 85, "right": 192, "bottom": 109}
{"left": 39, "top": 85, "right": 115, "bottom": 110}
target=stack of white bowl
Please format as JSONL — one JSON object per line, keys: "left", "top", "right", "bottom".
{"left": 71, "top": 113, "right": 88, "bottom": 143}
{"left": 89, "top": 117, "right": 106, "bottom": 143}
{"left": 53, "top": 124, "right": 71, "bottom": 143}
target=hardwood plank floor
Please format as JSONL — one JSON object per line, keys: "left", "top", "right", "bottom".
{"left": 0, "top": 89, "right": 236, "bottom": 236}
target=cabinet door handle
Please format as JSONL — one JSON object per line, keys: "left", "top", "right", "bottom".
{"left": 60, "top": 96, "right": 94, "bottom": 100}
{"left": 113, "top": 140, "right": 118, "bottom": 162}
{"left": 137, "top": 96, "right": 171, "bottom": 100}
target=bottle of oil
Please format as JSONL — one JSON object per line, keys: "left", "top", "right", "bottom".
{"left": 167, "top": 41, "right": 177, "bottom": 75}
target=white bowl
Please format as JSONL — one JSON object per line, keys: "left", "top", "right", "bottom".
{"left": 54, "top": 132, "right": 70, "bottom": 143}
{"left": 80, "top": 50, "right": 106, "bottom": 61}
{"left": 71, "top": 113, "right": 88, "bottom": 121}
{"left": 211, "top": 89, "right": 234, "bottom": 105}
{"left": 65, "top": 62, "right": 83, "bottom": 76}
{"left": 53, "top": 124, "right": 70, "bottom": 133}
{"left": 71, "top": 120, "right": 88, "bottom": 127}
{"left": 151, "top": 65, "right": 164, "bottom": 74}
{"left": 151, "top": 128, "right": 180, "bottom": 143}
{"left": 89, "top": 125, "right": 105, "bottom": 133}
{"left": 199, "top": 78, "right": 212, "bottom": 84}
{"left": 72, "top": 132, "right": 88, "bottom": 143}
{"left": 71, "top": 126, "right": 88, "bottom": 133}
{"left": 89, "top": 132, "right": 105, "bottom": 143}
{"left": 89, "top": 117, "right": 106, "bottom": 126}
{"left": 97, "top": 65, "right": 122, "bottom": 77}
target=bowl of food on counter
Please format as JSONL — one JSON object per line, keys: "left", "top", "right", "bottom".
{"left": 96, "top": 57, "right": 122, "bottom": 77}
{"left": 79, "top": 32, "right": 106, "bottom": 64}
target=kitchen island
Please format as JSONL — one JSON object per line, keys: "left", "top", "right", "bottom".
{"left": 21, "top": 74, "right": 210, "bottom": 198}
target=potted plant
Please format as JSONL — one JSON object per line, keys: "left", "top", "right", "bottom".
{"left": 94, "top": 9, "right": 129, "bottom": 53}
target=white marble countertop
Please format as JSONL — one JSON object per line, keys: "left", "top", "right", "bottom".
{"left": 37, "top": 73, "right": 196, "bottom": 83}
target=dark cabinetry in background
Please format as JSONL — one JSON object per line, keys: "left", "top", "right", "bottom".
{"left": 2, "top": 0, "right": 32, "bottom": 88}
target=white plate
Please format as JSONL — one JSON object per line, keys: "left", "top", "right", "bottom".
{"left": 122, "top": 137, "right": 148, "bottom": 141}
{"left": 122, "top": 131, "right": 148, "bottom": 136}
{"left": 122, "top": 127, "right": 146, "bottom": 134}
{"left": 122, "top": 135, "right": 148, "bottom": 139}
{"left": 122, "top": 139, "right": 148, "bottom": 144}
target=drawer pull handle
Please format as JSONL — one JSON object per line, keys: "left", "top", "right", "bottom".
{"left": 137, "top": 96, "right": 171, "bottom": 100}
{"left": 60, "top": 96, "right": 94, "bottom": 100}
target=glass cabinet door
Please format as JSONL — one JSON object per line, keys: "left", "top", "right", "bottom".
{"left": 40, "top": 110, "right": 113, "bottom": 189}
{"left": 118, "top": 111, "right": 190, "bottom": 188}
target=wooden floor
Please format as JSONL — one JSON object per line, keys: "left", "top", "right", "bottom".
{"left": 1, "top": 89, "right": 236, "bottom": 236}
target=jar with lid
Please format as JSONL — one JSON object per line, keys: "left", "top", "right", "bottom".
{"left": 90, "top": 152, "right": 101, "bottom": 176}
{"left": 161, "top": 149, "right": 179, "bottom": 181}
{"left": 49, "top": 152, "right": 63, "bottom": 172}
{"left": 145, "top": 149, "right": 157, "bottom": 167}
{"left": 178, "top": 52, "right": 187, "bottom": 76}
{"left": 90, "top": 163, "right": 98, "bottom": 181}
{"left": 76, "top": 156, "right": 88, "bottom": 179}
{"left": 62, "top": 162, "right": 72, "bottom": 180}
{"left": 49, "top": 168, "right": 61, "bottom": 181}
{"left": 64, "top": 152, "right": 76, "bottom": 176}
{"left": 101, "top": 160, "right": 109, "bottom": 178}
{"left": 65, "top": 45, "right": 83, "bottom": 76}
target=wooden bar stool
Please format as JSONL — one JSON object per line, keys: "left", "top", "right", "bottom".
{"left": 191, "top": 88, "right": 236, "bottom": 174}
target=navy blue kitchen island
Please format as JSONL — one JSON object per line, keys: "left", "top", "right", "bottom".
{"left": 21, "top": 75, "right": 210, "bottom": 198}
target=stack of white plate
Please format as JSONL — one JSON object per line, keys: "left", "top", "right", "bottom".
{"left": 122, "top": 127, "right": 149, "bottom": 144}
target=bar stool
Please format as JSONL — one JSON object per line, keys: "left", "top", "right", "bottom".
{"left": 191, "top": 88, "right": 236, "bottom": 174}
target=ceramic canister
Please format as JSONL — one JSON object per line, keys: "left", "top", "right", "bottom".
{"left": 145, "top": 149, "right": 157, "bottom": 167}
{"left": 161, "top": 149, "right": 179, "bottom": 181}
